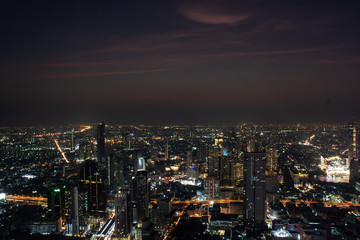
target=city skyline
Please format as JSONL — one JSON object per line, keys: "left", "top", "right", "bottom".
{"left": 1, "top": 0, "right": 360, "bottom": 125}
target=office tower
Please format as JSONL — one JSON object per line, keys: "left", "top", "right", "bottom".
{"left": 234, "top": 160, "right": 243, "bottom": 183}
{"left": 97, "top": 122, "right": 105, "bottom": 163}
{"left": 64, "top": 186, "right": 85, "bottom": 236}
{"left": 79, "top": 159, "right": 106, "bottom": 214}
{"left": 164, "top": 139, "right": 169, "bottom": 160}
{"left": 186, "top": 150, "right": 192, "bottom": 169}
{"left": 219, "top": 154, "right": 235, "bottom": 186}
{"left": 135, "top": 157, "right": 149, "bottom": 228}
{"left": 266, "top": 147, "right": 278, "bottom": 173}
{"left": 205, "top": 176, "right": 220, "bottom": 200}
{"left": 243, "top": 144, "right": 266, "bottom": 237}
{"left": 115, "top": 188, "right": 130, "bottom": 239}
{"left": 109, "top": 150, "right": 124, "bottom": 187}
{"left": 48, "top": 187, "right": 65, "bottom": 224}
{"left": 71, "top": 129, "right": 75, "bottom": 151}
{"left": 228, "top": 128, "right": 239, "bottom": 157}
{"left": 349, "top": 122, "right": 359, "bottom": 183}
{"left": 207, "top": 146, "right": 221, "bottom": 178}
{"left": 196, "top": 143, "right": 207, "bottom": 163}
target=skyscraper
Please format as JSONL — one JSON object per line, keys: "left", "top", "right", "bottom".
{"left": 48, "top": 186, "right": 65, "bottom": 224}
{"left": 243, "top": 143, "right": 266, "bottom": 237}
{"left": 97, "top": 122, "right": 105, "bottom": 163}
{"left": 79, "top": 159, "right": 106, "bottom": 214}
{"left": 349, "top": 121, "right": 359, "bottom": 183}
{"left": 207, "top": 146, "right": 221, "bottom": 178}
{"left": 135, "top": 157, "right": 149, "bottom": 228}
{"left": 71, "top": 129, "right": 75, "bottom": 151}
{"left": 186, "top": 150, "right": 192, "bottom": 169}
{"left": 266, "top": 147, "right": 278, "bottom": 173}
{"left": 115, "top": 188, "right": 130, "bottom": 239}
{"left": 64, "top": 186, "right": 85, "bottom": 236}
{"left": 164, "top": 139, "right": 169, "bottom": 160}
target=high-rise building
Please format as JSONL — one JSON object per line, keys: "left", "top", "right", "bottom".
{"left": 79, "top": 159, "right": 106, "bottom": 214}
{"left": 266, "top": 147, "right": 278, "bottom": 173}
{"left": 108, "top": 150, "right": 124, "bottom": 187}
{"left": 205, "top": 176, "right": 220, "bottom": 200}
{"left": 349, "top": 121, "right": 359, "bottom": 183}
{"left": 164, "top": 139, "right": 169, "bottom": 160}
{"left": 208, "top": 146, "right": 221, "bottom": 178}
{"left": 186, "top": 150, "right": 192, "bottom": 169}
{"left": 114, "top": 188, "right": 130, "bottom": 239}
{"left": 228, "top": 128, "right": 239, "bottom": 158}
{"left": 71, "top": 129, "right": 75, "bottom": 151}
{"left": 243, "top": 143, "right": 266, "bottom": 237}
{"left": 64, "top": 186, "right": 86, "bottom": 236}
{"left": 219, "top": 155, "right": 235, "bottom": 186}
{"left": 48, "top": 186, "right": 65, "bottom": 224}
{"left": 97, "top": 122, "right": 105, "bottom": 163}
{"left": 135, "top": 158, "right": 149, "bottom": 228}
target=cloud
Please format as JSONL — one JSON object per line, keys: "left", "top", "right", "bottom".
{"left": 37, "top": 68, "right": 169, "bottom": 79}
{"left": 31, "top": 62, "right": 110, "bottom": 67}
{"left": 178, "top": 0, "right": 250, "bottom": 24}
{"left": 201, "top": 46, "right": 339, "bottom": 57}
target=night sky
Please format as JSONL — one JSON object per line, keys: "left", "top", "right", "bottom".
{"left": 1, "top": 0, "right": 360, "bottom": 125}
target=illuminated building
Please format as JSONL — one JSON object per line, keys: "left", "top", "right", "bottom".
{"left": 243, "top": 141, "right": 266, "bottom": 237}
{"left": 186, "top": 165, "right": 198, "bottom": 180}
{"left": 164, "top": 139, "right": 169, "bottom": 160}
{"left": 266, "top": 147, "right": 278, "bottom": 173}
{"left": 186, "top": 150, "right": 192, "bottom": 169}
{"left": 208, "top": 146, "right": 221, "bottom": 178}
{"left": 48, "top": 187, "right": 65, "bottom": 225}
{"left": 134, "top": 157, "right": 149, "bottom": 229}
{"left": 219, "top": 155, "right": 235, "bottom": 186}
{"left": 115, "top": 188, "right": 130, "bottom": 239}
{"left": 195, "top": 143, "right": 208, "bottom": 173}
{"left": 97, "top": 121, "right": 105, "bottom": 163}
{"left": 348, "top": 121, "right": 359, "bottom": 183}
{"left": 79, "top": 159, "right": 106, "bottom": 214}
{"left": 271, "top": 228, "right": 292, "bottom": 240}
{"left": 71, "top": 129, "right": 75, "bottom": 151}
{"left": 64, "top": 186, "right": 86, "bottom": 236}
{"left": 205, "top": 176, "right": 220, "bottom": 200}
{"left": 109, "top": 150, "right": 124, "bottom": 187}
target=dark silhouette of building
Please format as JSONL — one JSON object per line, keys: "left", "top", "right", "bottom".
{"left": 349, "top": 121, "right": 359, "bottom": 183}
{"left": 208, "top": 146, "right": 221, "bottom": 178}
{"left": 48, "top": 186, "right": 65, "bottom": 225}
{"left": 243, "top": 140, "right": 266, "bottom": 238}
{"left": 115, "top": 188, "right": 130, "bottom": 239}
{"left": 97, "top": 122, "right": 105, "bottom": 163}
{"left": 135, "top": 158, "right": 149, "bottom": 227}
{"left": 79, "top": 159, "right": 106, "bottom": 215}
{"left": 164, "top": 139, "right": 169, "bottom": 160}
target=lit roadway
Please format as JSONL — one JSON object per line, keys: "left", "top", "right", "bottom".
{"left": 3, "top": 194, "right": 47, "bottom": 206}
{"left": 34, "top": 125, "right": 91, "bottom": 138}
{"left": 171, "top": 199, "right": 243, "bottom": 205}
{"left": 54, "top": 139, "right": 69, "bottom": 163}
{"left": 3, "top": 194, "right": 360, "bottom": 209}
{"left": 91, "top": 218, "right": 115, "bottom": 240}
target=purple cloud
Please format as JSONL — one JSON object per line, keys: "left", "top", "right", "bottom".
{"left": 178, "top": 0, "right": 250, "bottom": 24}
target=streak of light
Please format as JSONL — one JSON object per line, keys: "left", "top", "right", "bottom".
{"left": 54, "top": 139, "right": 69, "bottom": 163}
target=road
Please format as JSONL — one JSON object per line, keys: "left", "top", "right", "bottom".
{"left": 91, "top": 218, "right": 115, "bottom": 240}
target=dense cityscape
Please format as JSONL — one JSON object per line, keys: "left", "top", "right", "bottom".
{"left": 0, "top": 122, "right": 359, "bottom": 239}
{"left": 1, "top": 0, "right": 360, "bottom": 239}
